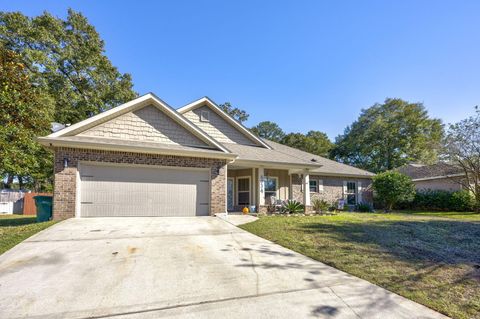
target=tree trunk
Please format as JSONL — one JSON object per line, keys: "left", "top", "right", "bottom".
{"left": 4, "top": 174, "right": 14, "bottom": 189}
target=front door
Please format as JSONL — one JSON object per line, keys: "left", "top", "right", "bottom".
{"left": 227, "top": 178, "right": 234, "bottom": 211}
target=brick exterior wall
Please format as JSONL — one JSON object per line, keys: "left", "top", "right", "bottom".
{"left": 291, "top": 174, "right": 373, "bottom": 207}
{"left": 414, "top": 178, "right": 463, "bottom": 192}
{"left": 53, "top": 147, "right": 227, "bottom": 220}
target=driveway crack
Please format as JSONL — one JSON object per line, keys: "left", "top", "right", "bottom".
{"left": 328, "top": 286, "right": 362, "bottom": 318}
{"left": 230, "top": 231, "right": 260, "bottom": 295}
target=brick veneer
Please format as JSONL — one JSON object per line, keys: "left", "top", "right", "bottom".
{"left": 291, "top": 174, "right": 373, "bottom": 207}
{"left": 53, "top": 147, "right": 227, "bottom": 219}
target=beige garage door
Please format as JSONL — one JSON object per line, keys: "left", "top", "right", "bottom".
{"left": 79, "top": 164, "right": 210, "bottom": 217}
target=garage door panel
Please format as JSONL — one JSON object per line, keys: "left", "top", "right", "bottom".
{"left": 80, "top": 164, "right": 210, "bottom": 217}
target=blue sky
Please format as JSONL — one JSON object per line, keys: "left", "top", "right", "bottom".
{"left": 3, "top": 0, "right": 480, "bottom": 140}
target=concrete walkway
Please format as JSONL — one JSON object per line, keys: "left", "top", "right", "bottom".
{"left": 0, "top": 217, "right": 448, "bottom": 319}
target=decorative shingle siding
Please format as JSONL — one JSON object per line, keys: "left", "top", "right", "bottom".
{"left": 53, "top": 147, "right": 226, "bottom": 220}
{"left": 184, "top": 105, "right": 257, "bottom": 145}
{"left": 80, "top": 105, "right": 207, "bottom": 147}
{"left": 291, "top": 175, "right": 373, "bottom": 206}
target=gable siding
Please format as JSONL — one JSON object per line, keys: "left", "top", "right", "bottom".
{"left": 79, "top": 105, "right": 208, "bottom": 146}
{"left": 183, "top": 106, "right": 256, "bottom": 145}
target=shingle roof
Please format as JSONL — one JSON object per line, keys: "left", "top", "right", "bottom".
{"left": 224, "top": 140, "right": 374, "bottom": 177}
{"left": 223, "top": 143, "right": 320, "bottom": 167}
{"left": 397, "top": 163, "right": 464, "bottom": 180}
{"left": 264, "top": 140, "right": 375, "bottom": 177}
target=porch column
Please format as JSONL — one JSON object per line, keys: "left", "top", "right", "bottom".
{"left": 303, "top": 171, "right": 310, "bottom": 206}
{"left": 251, "top": 168, "right": 256, "bottom": 205}
{"left": 258, "top": 167, "right": 265, "bottom": 206}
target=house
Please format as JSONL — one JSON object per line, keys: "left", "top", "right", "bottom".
{"left": 397, "top": 163, "right": 464, "bottom": 192}
{"left": 38, "top": 93, "right": 374, "bottom": 219}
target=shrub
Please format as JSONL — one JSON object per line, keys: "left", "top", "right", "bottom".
{"left": 451, "top": 190, "right": 475, "bottom": 211}
{"left": 356, "top": 202, "right": 373, "bottom": 212}
{"left": 397, "top": 189, "right": 474, "bottom": 212}
{"left": 372, "top": 171, "right": 415, "bottom": 212}
{"left": 312, "top": 198, "right": 329, "bottom": 213}
{"left": 281, "top": 200, "right": 305, "bottom": 214}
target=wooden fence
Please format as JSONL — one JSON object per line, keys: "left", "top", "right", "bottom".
{"left": 23, "top": 193, "right": 52, "bottom": 215}
{"left": 0, "top": 191, "right": 52, "bottom": 215}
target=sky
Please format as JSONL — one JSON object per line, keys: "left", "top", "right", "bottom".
{"left": 2, "top": 0, "right": 480, "bottom": 140}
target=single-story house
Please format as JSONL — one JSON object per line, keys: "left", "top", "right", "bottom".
{"left": 38, "top": 93, "right": 374, "bottom": 219}
{"left": 397, "top": 163, "right": 465, "bottom": 192}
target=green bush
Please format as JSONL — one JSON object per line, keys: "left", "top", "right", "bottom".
{"left": 281, "top": 200, "right": 305, "bottom": 214}
{"left": 398, "top": 189, "right": 474, "bottom": 212}
{"left": 312, "top": 198, "right": 330, "bottom": 213}
{"left": 451, "top": 190, "right": 475, "bottom": 211}
{"left": 356, "top": 202, "right": 373, "bottom": 212}
{"left": 372, "top": 171, "right": 416, "bottom": 211}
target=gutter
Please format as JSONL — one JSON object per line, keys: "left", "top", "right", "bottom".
{"left": 37, "top": 137, "right": 239, "bottom": 160}
{"left": 233, "top": 159, "right": 322, "bottom": 170}
{"left": 412, "top": 174, "right": 464, "bottom": 182}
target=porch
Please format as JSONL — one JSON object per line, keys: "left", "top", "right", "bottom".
{"left": 226, "top": 164, "right": 312, "bottom": 214}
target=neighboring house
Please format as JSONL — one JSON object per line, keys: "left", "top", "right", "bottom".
{"left": 38, "top": 93, "right": 374, "bottom": 219}
{"left": 397, "top": 163, "right": 465, "bottom": 192}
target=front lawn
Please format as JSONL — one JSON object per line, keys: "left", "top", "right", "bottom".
{"left": 240, "top": 212, "right": 480, "bottom": 319}
{"left": 396, "top": 210, "right": 480, "bottom": 221}
{"left": 0, "top": 215, "right": 57, "bottom": 255}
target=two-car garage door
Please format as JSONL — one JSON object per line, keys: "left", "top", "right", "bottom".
{"left": 79, "top": 164, "right": 210, "bottom": 217}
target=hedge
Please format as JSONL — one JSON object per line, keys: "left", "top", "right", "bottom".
{"left": 396, "top": 189, "right": 474, "bottom": 212}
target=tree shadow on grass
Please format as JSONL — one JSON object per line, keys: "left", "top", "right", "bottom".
{"left": 299, "top": 219, "right": 480, "bottom": 266}
{"left": 0, "top": 216, "right": 37, "bottom": 227}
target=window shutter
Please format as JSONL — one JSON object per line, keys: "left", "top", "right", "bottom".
{"left": 357, "top": 181, "right": 362, "bottom": 203}
{"left": 319, "top": 180, "right": 324, "bottom": 192}
{"left": 343, "top": 181, "right": 347, "bottom": 199}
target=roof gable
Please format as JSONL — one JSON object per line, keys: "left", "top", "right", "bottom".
{"left": 177, "top": 97, "right": 271, "bottom": 149}
{"left": 47, "top": 93, "right": 230, "bottom": 153}
{"left": 79, "top": 105, "right": 208, "bottom": 147}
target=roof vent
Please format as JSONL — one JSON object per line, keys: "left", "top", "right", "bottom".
{"left": 200, "top": 110, "right": 210, "bottom": 122}
{"left": 311, "top": 158, "right": 317, "bottom": 162}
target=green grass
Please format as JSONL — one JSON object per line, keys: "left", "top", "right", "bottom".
{"left": 240, "top": 212, "right": 480, "bottom": 319}
{"left": 0, "top": 215, "right": 57, "bottom": 255}
{"left": 395, "top": 210, "right": 480, "bottom": 221}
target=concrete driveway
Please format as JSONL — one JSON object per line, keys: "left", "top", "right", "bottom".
{"left": 0, "top": 217, "right": 447, "bottom": 319}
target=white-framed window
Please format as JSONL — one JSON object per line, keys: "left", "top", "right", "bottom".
{"left": 309, "top": 179, "right": 323, "bottom": 193}
{"left": 237, "top": 176, "right": 250, "bottom": 206}
{"left": 345, "top": 181, "right": 357, "bottom": 205}
{"left": 264, "top": 176, "right": 278, "bottom": 203}
{"left": 200, "top": 110, "right": 210, "bottom": 122}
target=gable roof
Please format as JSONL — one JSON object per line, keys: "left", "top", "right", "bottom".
{"left": 397, "top": 163, "right": 464, "bottom": 181}
{"left": 38, "top": 93, "right": 376, "bottom": 176}
{"left": 177, "top": 97, "right": 272, "bottom": 149}
{"left": 43, "top": 93, "right": 231, "bottom": 154}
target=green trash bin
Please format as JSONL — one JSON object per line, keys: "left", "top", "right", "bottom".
{"left": 33, "top": 196, "right": 53, "bottom": 222}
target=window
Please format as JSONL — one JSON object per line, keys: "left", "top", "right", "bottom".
{"left": 237, "top": 177, "right": 250, "bottom": 205}
{"left": 200, "top": 110, "right": 210, "bottom": 122}
{"left": 309, "top": 180, "right": 318, "bottom": 192}
{"left": 264, "top": 176, "right": 278, "bottom": 203}
{"left": 345, "top": 181, "right": 357, "bottom": 205}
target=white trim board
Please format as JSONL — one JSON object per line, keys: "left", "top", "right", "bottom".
{"left": 412, "top": 174, "right": 464, "bottom": 182}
